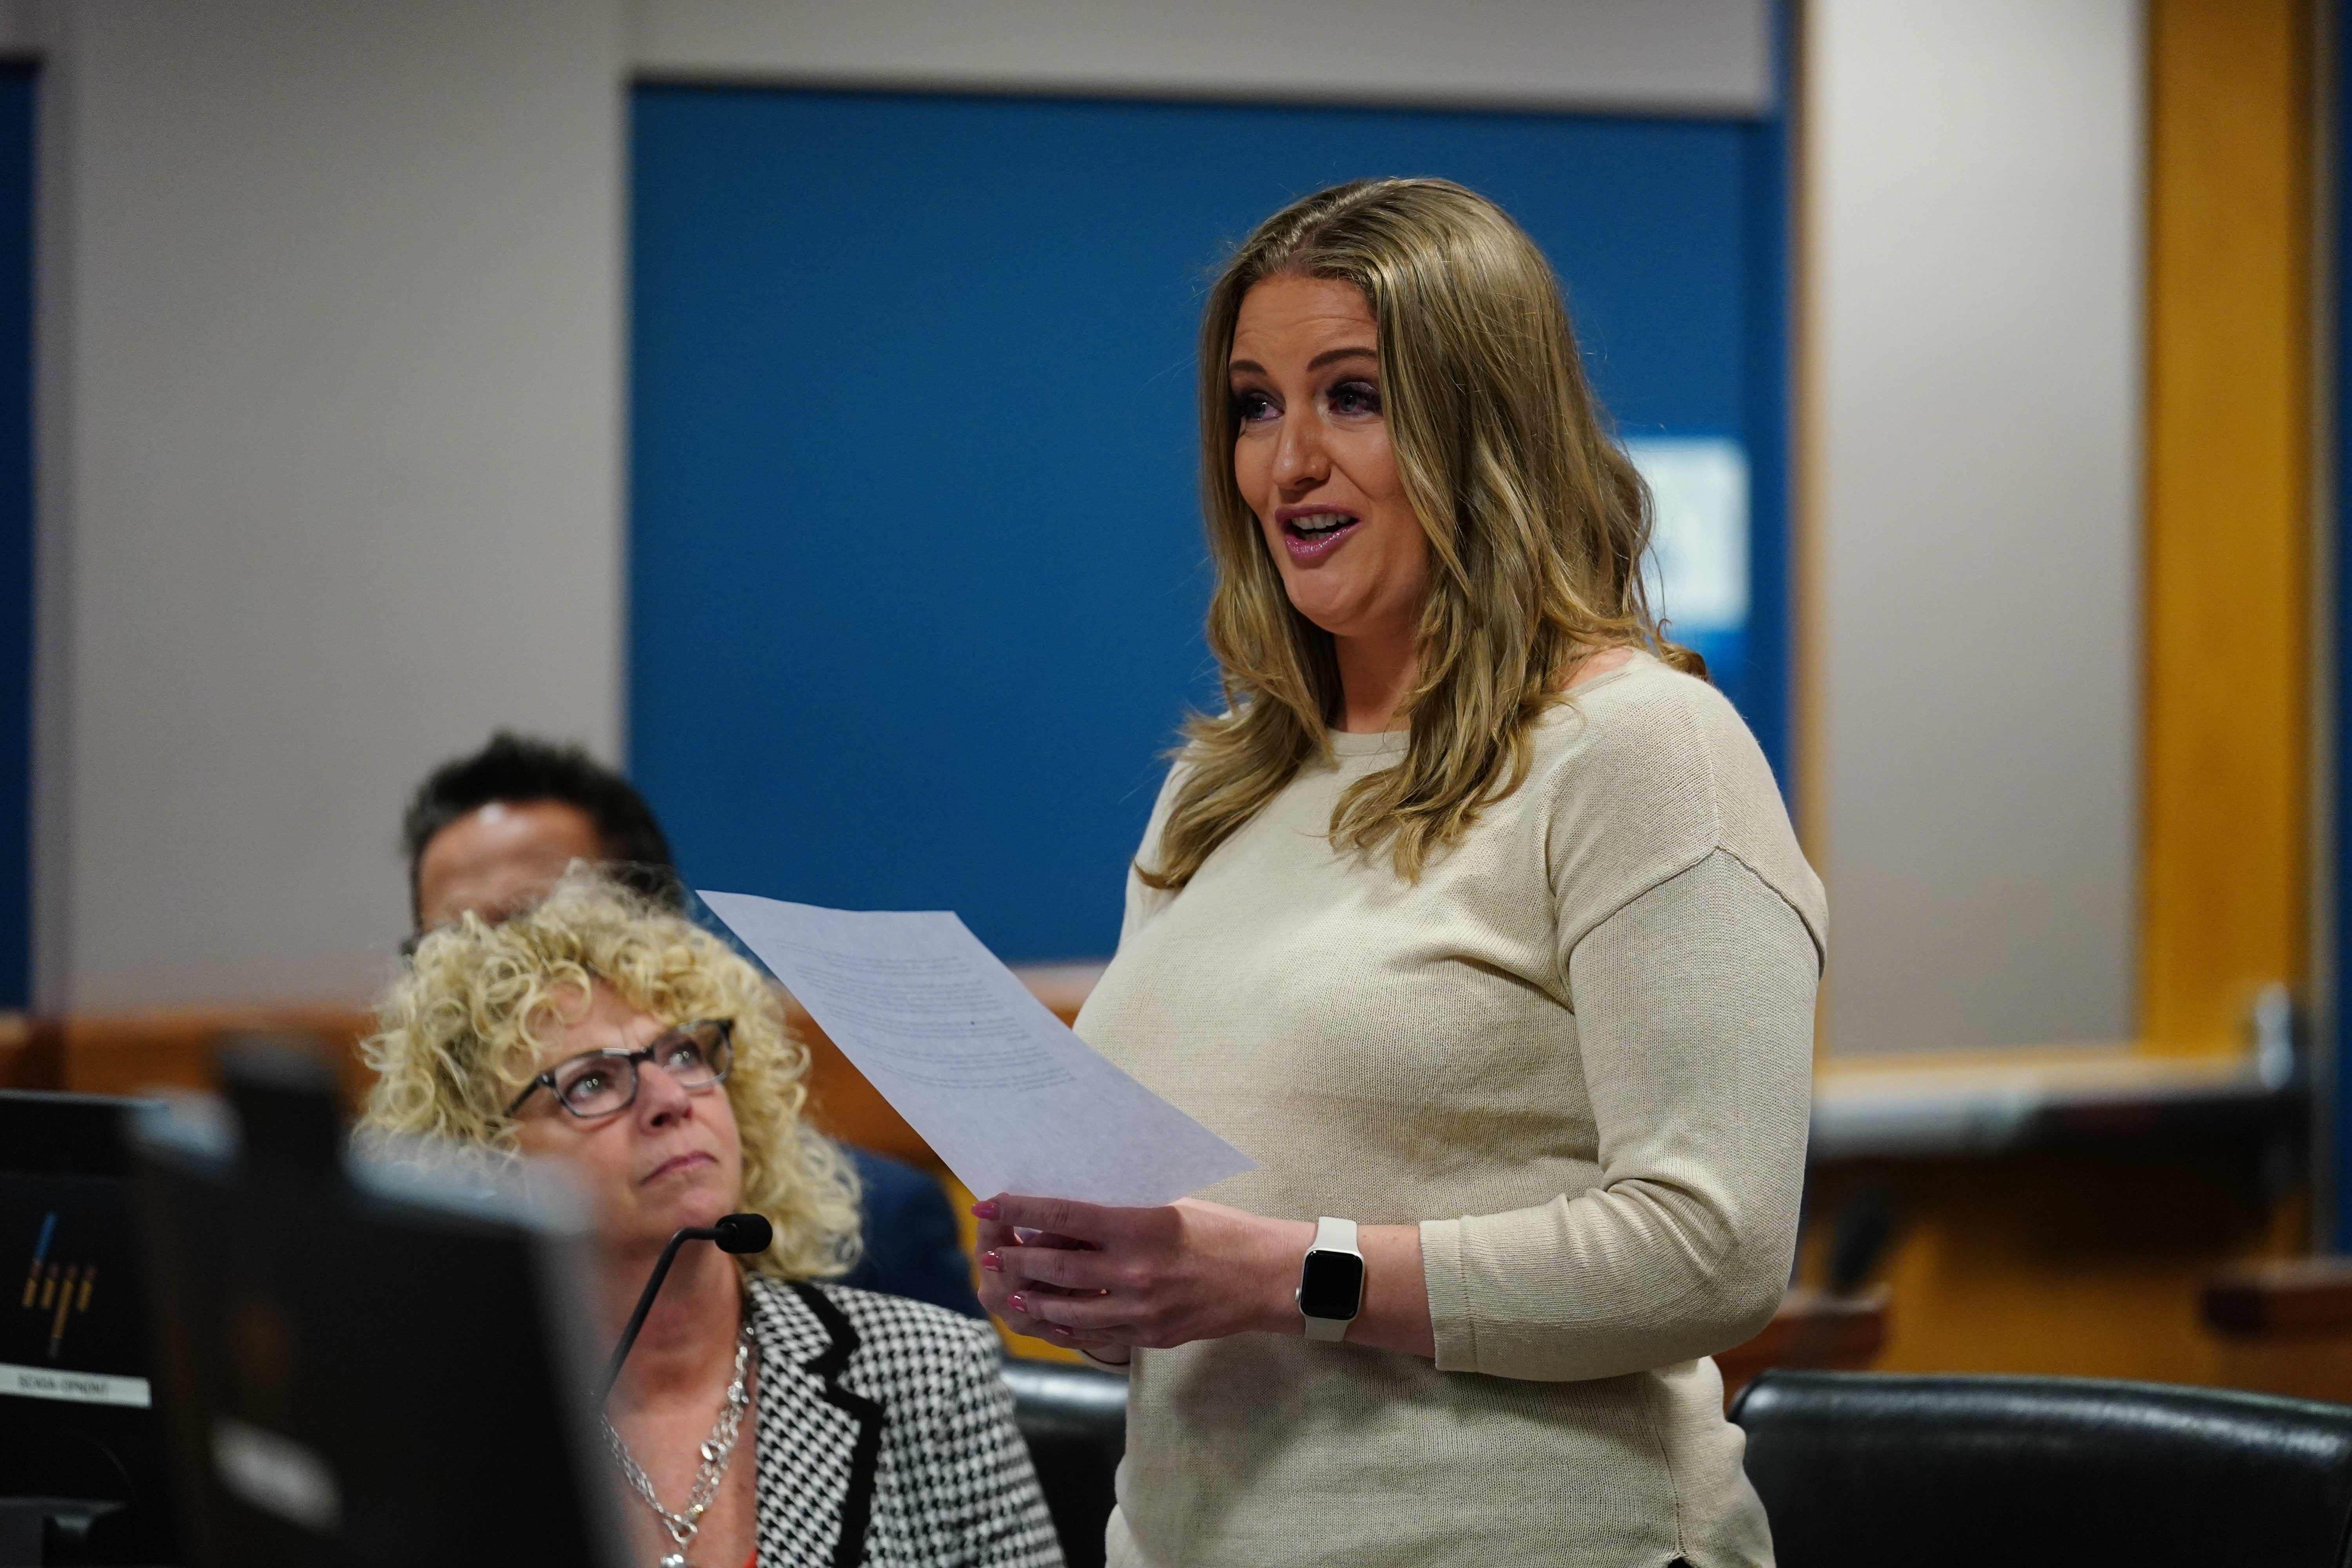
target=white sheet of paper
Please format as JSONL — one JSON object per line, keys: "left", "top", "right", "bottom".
{"left": 699, "top": 892, "right": 1256, "bottom": 1207}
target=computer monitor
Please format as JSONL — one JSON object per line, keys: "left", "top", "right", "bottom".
{"left": 127, "top": 1045, "right": 625, "bottom": 1568}
{"left": 0, "top": 1087, "right": 180, "bottom": 1565}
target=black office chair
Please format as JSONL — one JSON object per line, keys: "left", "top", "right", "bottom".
{"left": 1000, "top": 1358, "right": 1126, "bottom": 1568}
{"left": 1731, "top": 1369, "right": 2352, "bottom": 1568}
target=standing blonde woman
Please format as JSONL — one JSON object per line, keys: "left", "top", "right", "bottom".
{"left": 363, "top": 876, "right": 1060, "bottom": 1568}
{"left": 974, "top": 179, "right": 1825, "bottom": 1567}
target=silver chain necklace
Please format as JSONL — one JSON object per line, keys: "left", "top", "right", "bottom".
{"left": 603, "top": 1319, "right": 756, "bottom": 1568}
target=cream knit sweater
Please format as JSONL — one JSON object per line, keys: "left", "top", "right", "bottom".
{"left": 1073, "top": 653, "right": 1826, "bottom": 1568}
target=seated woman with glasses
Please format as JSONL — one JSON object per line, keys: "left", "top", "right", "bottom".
{"left": 359, "top": 874, "right": 1061, "bottom": 1568}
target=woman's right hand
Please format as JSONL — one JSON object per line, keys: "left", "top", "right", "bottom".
{"left": 972, "top": 1205, "right": 1132, "bottom": 1363}
{"left": 971, "top": 1194, "right": 1342, "bottom": 1361}
{"left": 974, "top": 1192, "right": 1434, "bottom": 1363}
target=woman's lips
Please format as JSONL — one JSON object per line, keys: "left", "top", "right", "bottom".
{"left": 1279, "top": 511, "right": 1361, "bottom": 562}
{"left": 641, "top": 1151, "right": 715, "bottom": 1185}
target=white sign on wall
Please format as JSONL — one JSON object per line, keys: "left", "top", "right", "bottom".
{"left": 1625, "top": 435, "right": 1750, "bottom": 635}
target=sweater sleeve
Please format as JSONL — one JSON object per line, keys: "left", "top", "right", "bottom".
{"left": 1417, "top": 848, "right": 1817, "bottom": 1381}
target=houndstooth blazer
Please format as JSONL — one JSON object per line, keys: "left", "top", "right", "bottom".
{"left": 745, "top": 1275, "right": 1063, "bottom": 1568}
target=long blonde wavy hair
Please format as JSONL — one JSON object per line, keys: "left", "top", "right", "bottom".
{"left": 359, "top": 874, "right": 861, "bottom": 1280}
{"left": 1142, "top": 177, "right": 1702, "bottom": 891}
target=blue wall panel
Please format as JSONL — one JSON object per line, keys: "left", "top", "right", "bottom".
{"left": 631, "top": 85, "right": 1785, "bottom": 961}
{"left": 0, "top": 66, "right": 34, "bottom": 1008}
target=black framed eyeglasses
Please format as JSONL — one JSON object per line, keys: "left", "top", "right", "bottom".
{"left": 504, "top": 1019, "right": 735, "bottom": 1120}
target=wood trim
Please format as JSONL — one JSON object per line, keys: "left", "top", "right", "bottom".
{"left": 2308, "top": 0, "right": 2339, "bottom": 1250}
{"left": 2203, "top": 1256, "right": 2352, "bottom": 1335}
{"left": 1713, "top": 1286, "right": 1888, "bottom": 1405}
{"left": 2140, "top": 0, "right": 2316, "bottom": 1054}
{"left": 0, "top": 1005, "right": 377, "bottom": 1106}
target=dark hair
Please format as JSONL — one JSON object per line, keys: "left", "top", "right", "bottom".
{"left": 401, "top": 732, "right": 681, "bottom": 924}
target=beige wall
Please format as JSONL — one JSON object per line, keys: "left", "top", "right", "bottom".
{"left": 33, "top": 1, "right": 627, "bottom": 1007}
{"left": 1807, "top": 0, "right": 2145, "bottom": 1053}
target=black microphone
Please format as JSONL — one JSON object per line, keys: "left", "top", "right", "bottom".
{"left": 601, "top": 1211, "right": 775, "bottom": 1400}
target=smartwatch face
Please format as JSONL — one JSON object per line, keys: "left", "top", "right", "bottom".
{"left": 1298, "top": 1249, "right": 1366, "bottom": 1319}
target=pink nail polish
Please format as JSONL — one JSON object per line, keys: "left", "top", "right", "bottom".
{"left": 979, "top": 1250, "right": 1002, "bottom": 1272}
{"left": 971, "top": 1199, "right": 1001, "bottom": 1221}
{"left": 1007, "top": 1292, "right": 1027, "bottom": 1313}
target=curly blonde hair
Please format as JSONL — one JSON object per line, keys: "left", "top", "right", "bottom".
{"left": 1145, "top": 178, "right": 1704, "bottom": 891}
{"left": 359, "top": 874, "right": 861, "bottom": 1279}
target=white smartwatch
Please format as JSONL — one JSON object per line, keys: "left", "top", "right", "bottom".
{"left": 1294, "top": 1217, "right": 1365, "bottom": 1343}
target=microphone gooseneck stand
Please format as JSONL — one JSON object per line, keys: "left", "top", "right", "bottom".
{"left": 601, "top": 1210, "right": 775, "bottom": 1401}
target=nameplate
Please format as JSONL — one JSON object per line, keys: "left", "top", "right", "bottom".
{"left": 0, "top": 1360, "right": 153, "bottom": 1407}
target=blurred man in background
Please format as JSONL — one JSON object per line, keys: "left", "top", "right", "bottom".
{"left": 401, "top": 732, "right": 983, "bottom": 1318}
{"left": 407, "top": 733, "right": 681, "bottom": 929}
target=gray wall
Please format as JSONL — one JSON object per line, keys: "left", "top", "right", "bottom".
{"left": 630, "top": 0, "right": 1771, "bottom": 113}
{"left": 34, "top": 1, "right": 627, "bottom": 1007}
{"left": 1807, "top": 0, "right": 2145, "bottom": 1053}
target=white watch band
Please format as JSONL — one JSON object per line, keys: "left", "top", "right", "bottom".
{"left": 1297, "top": 1216, "right": 1363, "bottom": 1343}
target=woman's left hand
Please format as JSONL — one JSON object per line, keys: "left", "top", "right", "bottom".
{"left": 973, "top": 1195, "right": 1313, "bottom": 1353}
